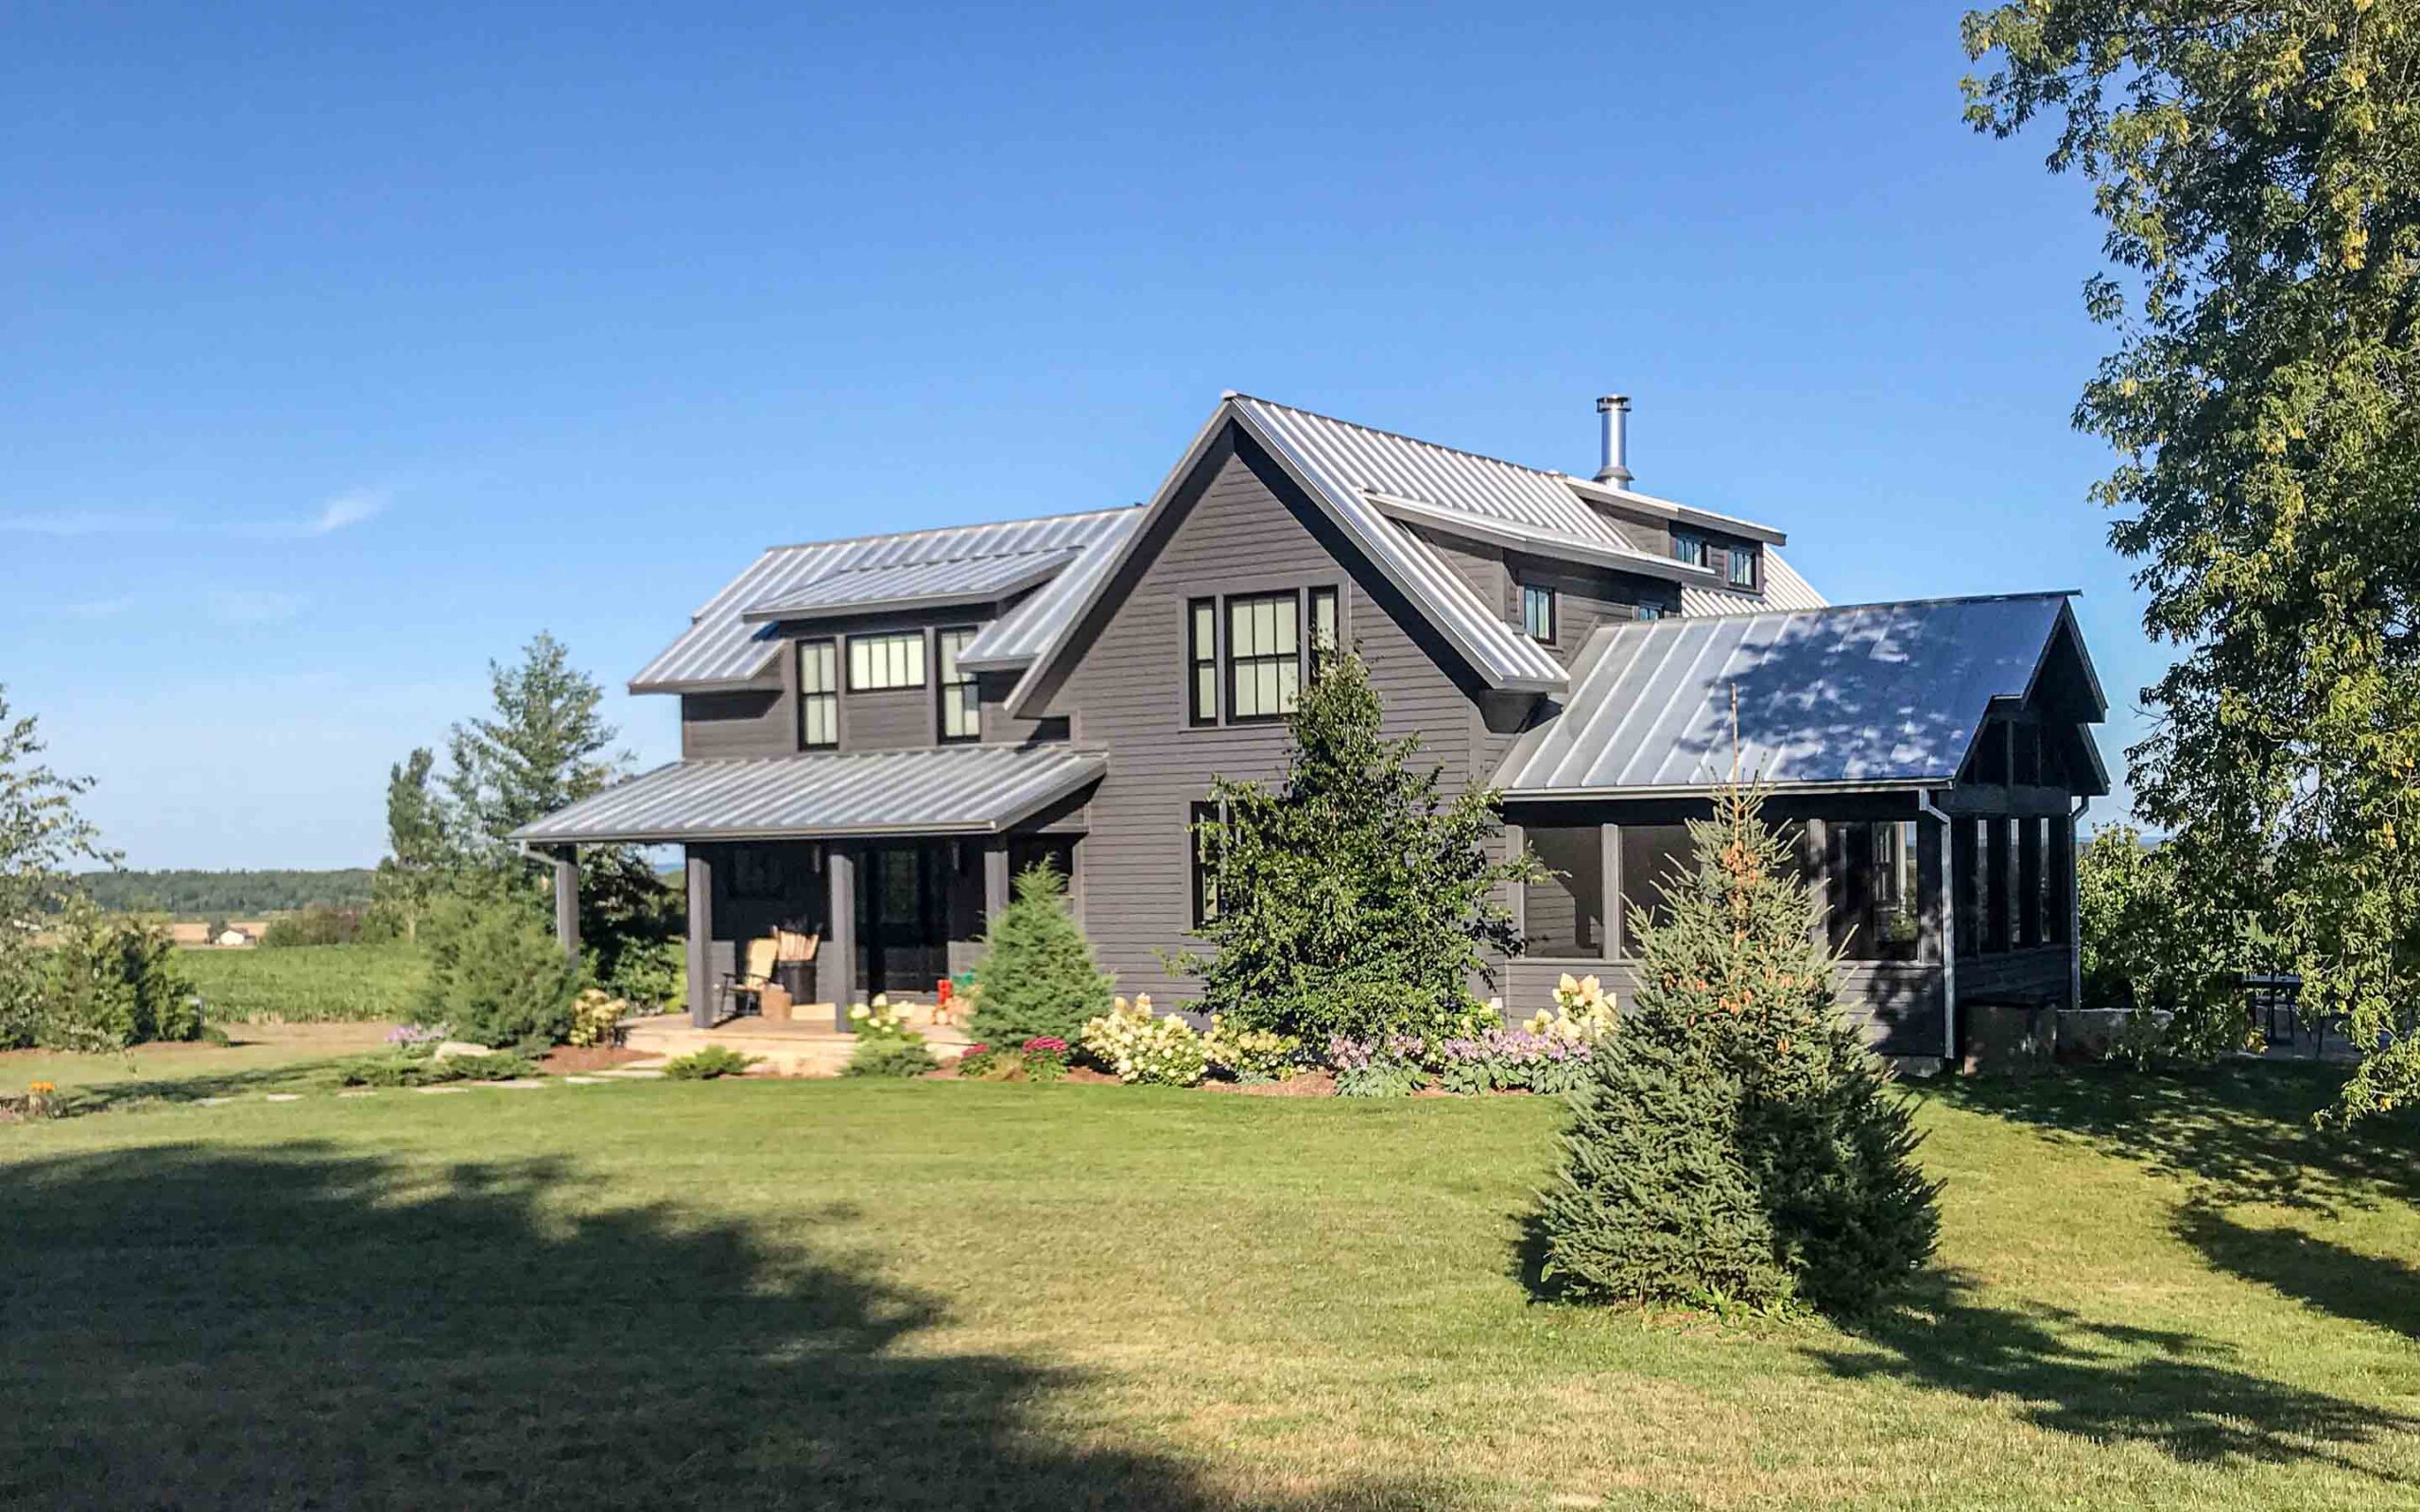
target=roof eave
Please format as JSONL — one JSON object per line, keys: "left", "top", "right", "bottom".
{"left": 1564, "top": 476, "right": 1789, "bottom": 546}
{"left": 1363, "top": 490, "right": 1720, "bottom": 587}
{"left": 1502, "top": 776, "right": 1955, "bottom": 801}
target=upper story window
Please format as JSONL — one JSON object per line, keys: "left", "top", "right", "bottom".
{"left": 936, "top": 627, "right": 979, "bottom": 743}
{"left": 1725, "top": 545, "right": 1758, "bottom": 589}
{"left": 799, "top": 639, "right": 838, "bottom": 749}
{"left": 1227, "top": 592, "right": 1301, "bottom": 721}
{"left": 1308, "top": 585, "right": 1340, "bottom": 673}
{"left": 1521, "top": 583, "right": 1556, "bottom": 643}
{"left": 1189, "top": 800, "right": 1223, "bottom": 927}
{"left": 1187, "top": 598, "right": 1218, "bottom": 727}
{"left": 1671, "top": 531, "right": 1708, "bottom": 570}
{"left": 848, "top": 630, "right": 925, "bottom": 692}
{"left": 1635, "top": 601, "right": 1665, "bottom": 622}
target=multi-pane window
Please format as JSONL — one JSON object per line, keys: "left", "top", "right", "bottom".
{"left": 1187, "top": 598, "right": 1219, "bottom": 726}
{"left": 1726, "top": 545, "right": 1757, "bottom": 589}
{"left": 1308, "top": 585, "right": 1340, "bottom": 673}
{"left": 936, "top": 627, "right": 979, "bottom": 742}
{"left": 1226, "top": 592, "right": 1301, "bottom": 721}
{"left": 1189, "top": 801, "right": 1223, "bottom": 926}
{"left": 1635, "top": 601, "right": 1664, "bottom": 622}
{"left": 798, "top": 639, "right": 838, "bottom": 749}
{"left": 847, "top": 631, "right": 925, "bottom": 691}
{"left": 1521, "top": 583, "right": 1556, "bottom": 643}
{"left": 1670, "top": 531, "right": 1708, "bottom": 570}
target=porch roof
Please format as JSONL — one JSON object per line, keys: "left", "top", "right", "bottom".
{"left": 1492, "top": 593, "right": 2107, "bottom": 798}
{"left": 510, "top": 745, "right": 1105, "bottom": 846}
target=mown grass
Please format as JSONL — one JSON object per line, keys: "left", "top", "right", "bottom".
{"left": 3, "top": 1062, "right": 2415, "bottom": 1509}
{"left": 177, "top": 941, "right": 427, "bottom": 1022}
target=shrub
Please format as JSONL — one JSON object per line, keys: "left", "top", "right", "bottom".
{"left": 32, "top": 901, "right": 199, "bottom": 1051}
{"left": 665, "top": 1045, "right": 762, "bottom": 1080}
{"left": 1203, "top": 1018, "right": 1300, "bottom": 1083}
{"left": 847, "top": 996, "right": 915, "bottom": 1042}
{"left": 955, "top": 1037, "right": 1069, "bottom": 1082}
{"left": 843, "top": 1037, "right": 938, "bottom": 1078}
{"left": 1534, "top": 782, "right": 1939, "bottom": 1314}
{"left": 1170, "top": 650, "right": 1545, "bottom": 1046}
{"left": 262, "top": 905, "right": 364, "bottom": 948}
{"left": 955, "top": 1041, "right": 1007, "bottom": 1077}
{"left": 603, "top": 937, "right": 683, "bottom": 1012}
{"left": 1435, "top": 1028, "right": 1598, "bottom": 1095}
{"left": 565, "top": 988, "right": 628, "bottom": 1049}
{"left": 969, "top": 864, "right": 1115, "bottom": 1044}
{"left": 335, "top": 1048, "right": 539, "bottom": 1087}
{"left": 2077, "top": 824, "right": 2248, "bottom": 1057}
{"left": 1327, "top": 1034, "right": 1426, "bottom": 1098}
{"left": 419, "top": 889, "right": 576, "bottom": 1048}
{"left": 1018, "top": 1036, "right": 1070, "bottom": 1082}
{"left": 1079, "top": 996, "right": 1205, "bottom": 1086}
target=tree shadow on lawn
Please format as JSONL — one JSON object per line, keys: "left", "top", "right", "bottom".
{"left": 1805, "top": 1269, "right": 2417, "bottom": 1477}
{"left": 2173, "top": 1200, "right": 2420, "bottom": 1341}
{"left": 0, "top": 1143, "right": 1436, "bottom": 1511}
{"left": 1923, "top": 1060, "right": 2420, "bottom": 1213}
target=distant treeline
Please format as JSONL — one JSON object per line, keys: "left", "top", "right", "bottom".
{"left": 75, "top": 868, "right": 376, "bottom": 919}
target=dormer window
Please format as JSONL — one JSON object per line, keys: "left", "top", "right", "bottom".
{"left": 1726, "top": 545, "right": 1758, "bottom": 589}
{"left": 1521, "top": 583, "right": 1556, "bottom": 643}
{"left": 1671, "top": 531, "right": 1708, "bottom": 570}
{"left": 848, "top": 631, "right": 925, "bottom": 691}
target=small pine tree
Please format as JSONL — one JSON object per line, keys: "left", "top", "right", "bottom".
{"left": 969, "top": 863, "right": 1115, "bottom": 1043}
{"left": 1536, "top": 779, "right": 1939, "bottom": 1313}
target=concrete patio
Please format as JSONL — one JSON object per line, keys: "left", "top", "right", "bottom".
{"left": 622, "top": 1006, "right": 976, "bottom": 1077}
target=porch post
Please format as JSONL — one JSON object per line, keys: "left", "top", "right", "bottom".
{"left": 981, "top": 839, "right": 1011, "bottom": 937}
{"left": 550, "top": 847, "right": 580, "bottom": 969}
{"left": 685, "top": 849, "right": 714, "bottom": 1028}
{"left": 827, "top": 843, "right": 857, "bottom": 1030}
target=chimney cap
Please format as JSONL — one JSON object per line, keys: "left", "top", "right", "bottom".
{"left": 1596, "top": 393, "right": 1631, "bottom": 413}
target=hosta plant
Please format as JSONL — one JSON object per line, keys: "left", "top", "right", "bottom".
{"left": 1327, "top": 1034, "right": 1426, "bottom": 1098}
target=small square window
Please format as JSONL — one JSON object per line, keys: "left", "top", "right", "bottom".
{"left": 1521, "top": 584, "right": 1556, "bottom": 643}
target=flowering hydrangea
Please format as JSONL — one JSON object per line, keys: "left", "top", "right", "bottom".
{"left": 1079, "top": 996, "right": 1206, "bottom": 1087}
{"left": 1523, "top": 972, "right": 1619, "bottom": 1044}
{"left": 847, "top": 995, "right": 915, "bottom": 1042}
{"left": 1203, "top": 1018, "right": 1300, "bottom": 1082}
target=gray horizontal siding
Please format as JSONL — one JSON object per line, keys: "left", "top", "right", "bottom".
{"left": 682, "top": 690, "right": 792, "bottom": 760}
{"left": 1497, "top": 958, "right": 1948, "bottom": 1058}
{"left": 1059, "top": 438, "right": 1485, "bottom": 1004}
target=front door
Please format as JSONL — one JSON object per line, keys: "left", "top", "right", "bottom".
{"left": 857, "top": 845, "right": 949, "bottom": 996}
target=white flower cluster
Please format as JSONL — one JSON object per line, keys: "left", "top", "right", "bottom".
{"left": 1525, "top": 972, "right": 1618, "bottom": 1043}
{"left": 1079, "top": 994, "right": 1206, "bottom": 1087}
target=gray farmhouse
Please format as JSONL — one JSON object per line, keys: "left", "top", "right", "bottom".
{"left": 517, "top": 392, "right": 2107, "bottom": 1063}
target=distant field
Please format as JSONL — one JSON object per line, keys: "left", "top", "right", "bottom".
{"left": 179, "top": 942, "right": 426, "bottom": 1024}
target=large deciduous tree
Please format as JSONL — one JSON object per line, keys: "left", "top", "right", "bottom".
{"left": 367, "top": 747, "right": 454, "bottom": 939}
{"left": 1965, "top": 2, "right": 2420, "bottom": 1119}
{"left": 0, "top": 686, "right": 118, "bottom": 1045}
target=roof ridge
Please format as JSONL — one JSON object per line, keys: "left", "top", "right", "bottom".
{"left": 760, "top": 503, "right": 1137, "bottom": 555}
{"left": 1668, "top": 589, "right": 2081, "bottom": 624}
{"left": 1225, "top": 391, "right": 1569, "bottom": 482}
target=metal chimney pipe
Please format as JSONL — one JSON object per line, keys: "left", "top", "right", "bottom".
{"left": 1594, "top": 394, "right": 1633, "bottom": 488}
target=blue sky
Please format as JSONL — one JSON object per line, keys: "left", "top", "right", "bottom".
{"left": 3, "top": 2, "right": 2152, "bottom": 868}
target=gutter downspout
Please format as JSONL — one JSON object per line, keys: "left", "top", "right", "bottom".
{"left": 2069, "top": 796, "right": 2090, "bottom": 1012}
{"left": 1917, "top": 790, "right": 1957, "bottom": 1065}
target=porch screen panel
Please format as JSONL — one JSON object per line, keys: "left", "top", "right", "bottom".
{"left": 1522, "top": 825, "right": 1603, "bottom": 959}
{"left": 1618, "top": 824, "right": 1694, "bottom": 948}
{"left": 2018, "top": 817, "right": 2045, "bottom": 948}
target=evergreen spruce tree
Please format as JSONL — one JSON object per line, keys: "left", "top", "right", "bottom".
{"left": 1173, "top": 648, "right": 1542, "bottom": 1042}
{"left": 968, "top": 862, "right": 1115, "bottom": 1043}
{"left": 1537, "top": 778, "right": 1939, "bottom": 1313}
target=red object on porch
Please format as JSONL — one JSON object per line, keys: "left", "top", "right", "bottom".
{"left": 937, "top": 978, "right": 954, "bottom": 1007}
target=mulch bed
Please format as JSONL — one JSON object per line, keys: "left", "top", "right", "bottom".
{"left": 540, "top": 1045, "right": 655, "bottom": 1074}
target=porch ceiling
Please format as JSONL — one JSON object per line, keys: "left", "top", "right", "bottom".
{"left": 510, "top": 745, "right": 1105, "bottom": 846}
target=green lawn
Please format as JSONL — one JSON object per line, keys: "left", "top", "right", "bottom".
{"left": 3, "top": 1062, "right": 2415, "bottom": 1510}
{"left": 177, "top": 940, "right": 427, "bottom": 1022}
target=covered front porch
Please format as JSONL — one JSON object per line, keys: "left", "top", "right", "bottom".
{"left": 510, "top": 744, "right": 1103, "bottom": 1030}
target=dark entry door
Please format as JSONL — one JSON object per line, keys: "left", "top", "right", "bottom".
{"left": 857, "top": 845, "right": 949, "bottom": 996}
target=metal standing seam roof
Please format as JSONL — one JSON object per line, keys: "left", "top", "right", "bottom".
{"left": 738, "top": 548, "right": 1081, "bottom": 622}
{"left": 629, "top": 507, "right": 1140, "bottom": 692}
{"left": 1493, "top": 593, "right": 2090, "bottom": 796}
{"left": 1681, "top": 548, "right": 1827, "bottom": 616}
{"left": 509, "top": 745, "right": 1108, "bottom": 845}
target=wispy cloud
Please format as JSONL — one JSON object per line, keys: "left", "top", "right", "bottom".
{"left": 0, "top": 509, "right": 175, "bottom": 536}
{"left": 205, "top": 589, "right": 308, "bottom": 627}
{"left": 233, "top": 489, "right": 388, "bottom": 540}
{"left": 61, "top": 595, "right": 139, "bottom": 620}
